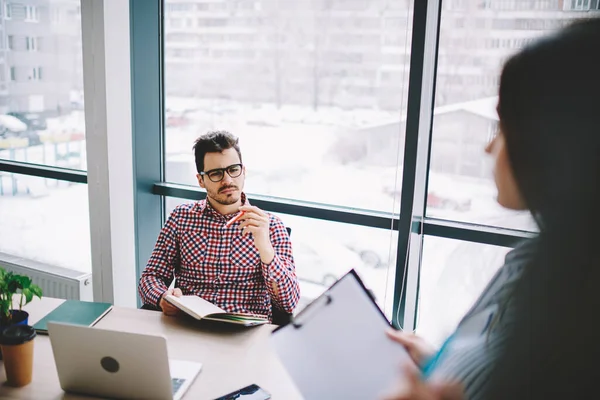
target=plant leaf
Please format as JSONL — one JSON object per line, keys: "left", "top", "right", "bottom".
{"left": 23, "top": 288, "right": 33, "bottom": 304}
{"left": 7, "top": 280, "right": 18, "bottom": 293}
{"left": 17, "top": 275, "right": 31, "bottom": 289}
{"left": 31, "top": 285, "right": 43, "bottom": 298}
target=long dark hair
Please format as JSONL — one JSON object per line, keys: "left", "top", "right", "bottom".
{"left": 487, "top": 18, "right": 600, "bottom": 398}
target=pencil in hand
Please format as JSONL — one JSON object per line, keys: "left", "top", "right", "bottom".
{"left": 225, "top": 211, "right": 245, "bottom": 227}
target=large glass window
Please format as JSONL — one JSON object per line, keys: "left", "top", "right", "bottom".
{"left": 151, "top": 0, "right": 577, "bottom": 329}
{"left": 0, "top": 173, "right": 91, "bottom": 272}
{"left": 427, "top": 2, "right": 599, "bottom": 231}
{"left": 270, "top": 214, "right": 398, "bottom": 317}
{"left": 0, "top": 1, "right": 85, "bottom": 170}
{"left": 163, "top": 0, "right": 412, "bottom": 213}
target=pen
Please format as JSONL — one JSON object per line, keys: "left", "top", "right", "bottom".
{"left": 225, "top": 211, "right": 245, "bottom": 227}
{"left": 421, "top": 333, "right": 454, "bottom": 379}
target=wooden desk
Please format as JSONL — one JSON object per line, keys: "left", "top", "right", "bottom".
{"left": 0, "top": 298, "right": 302, "bottom": 399}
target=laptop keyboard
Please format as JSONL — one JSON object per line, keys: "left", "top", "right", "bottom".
{"left": 172, "top": 378, "right": 187, "bottom": 394}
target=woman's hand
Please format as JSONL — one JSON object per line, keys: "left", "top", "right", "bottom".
{"left": 382, "top": 363, "right": 463, "bottom": 400}
{"left": 386, "top": 329, "right": 436, "bottom": 366}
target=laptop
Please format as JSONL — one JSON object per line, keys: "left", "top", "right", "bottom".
{"left": 47, "top": 321, "right": 202, "bottom": 400}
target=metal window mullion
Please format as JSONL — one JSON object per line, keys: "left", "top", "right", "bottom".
{"left": 0, "top": 160, "right": 87, "bottom": 183}
{"left": 130, "top": 0, "right": 164, "bottom": 307}
{"left": 152, "top": 182, "right": 400, "bottom": 230}
{"left": 152, "top": 182, "right": 532, "bottom": 246}
{"left": 392, "top": 0, "right": 442, "bottom": 331}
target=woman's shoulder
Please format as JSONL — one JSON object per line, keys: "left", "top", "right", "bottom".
{"left": 503, "top": 238, "right": 538, "bottom": 276}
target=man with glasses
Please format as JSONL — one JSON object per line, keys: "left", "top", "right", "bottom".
{"left": 138, "top": 131, "right": 300, "bottom": 322}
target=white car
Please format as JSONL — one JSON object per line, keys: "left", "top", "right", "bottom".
{"left": 292, "top": 234, "right": 364, "bottom": 287}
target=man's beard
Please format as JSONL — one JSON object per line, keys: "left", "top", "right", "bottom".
{"left": 208, "top": 186, "right": 239, "bottom": 206}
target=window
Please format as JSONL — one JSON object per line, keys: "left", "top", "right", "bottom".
{"left": 4, "top": 3, "right": 11, "bottom": 19}
{"left": 51, "top": 8, "right": 61, "bottom": 24}
{"left": 196, "top": 17, "right": 227, "bottom": 27}
{"left": 565, "top": 0, "right": 593, "bottom": 9}
{"left": 31, "top": 67, "right": 42, "bottom": 81}
{"left": 0, "top": 174, "right": 91, "bottom": 272}
{"left": 166, "top": 3, "right": 194, "bottom": 12}
{"left": 110, "top": 0, "right": 568, "bottom": 329}
{"left": 534, "top": 0, "right": 559, "bottom": 10}
{"left": 162, "top": 0, "right": 412, "bottom": 318}
{"left": 427, "top": 5, "right": 600, "bottom": 230}
{"left": 26, "top": 37, "right": 38, "bottom": 51}
{"left": 25, "top": 5, "right": 39, "bottom": 22}
{"left": 417, "top": 237, "right": 511, "bottom": 346}
{"left": 164, "top": 0, "right": 412, "bottom": 213}
{"left": 0, "top": 1, "right": 85, "bottom": 170}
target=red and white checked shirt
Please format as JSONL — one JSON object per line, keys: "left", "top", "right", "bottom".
{"left": 138, "top": 194, "right": 300, "bottom": 320}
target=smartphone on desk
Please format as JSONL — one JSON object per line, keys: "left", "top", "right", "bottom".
{"left": 213, "top": 383, "right": 271, "bottom": 400}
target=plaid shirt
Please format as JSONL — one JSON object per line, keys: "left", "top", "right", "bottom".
{"left": 138, "top": 194, "right": 300, "bottom": 320}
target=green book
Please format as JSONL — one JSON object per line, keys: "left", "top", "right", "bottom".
{"left": 33, "top": 300, "right": 113, "bottom": 334}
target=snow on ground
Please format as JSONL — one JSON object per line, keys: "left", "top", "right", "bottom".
{"left": 0, "top": 181, "right": 91, "bottom": 272}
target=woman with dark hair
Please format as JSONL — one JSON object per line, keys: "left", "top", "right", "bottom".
{"left": 383, "top": 18, "right": 600, "bottom": 400}
{"left": 484, "top": 17, "right": 600, "bottom": 399}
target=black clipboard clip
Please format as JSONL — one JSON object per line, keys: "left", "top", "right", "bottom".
{"left": 291, "top": 293, "right": 332, "bottom": 329}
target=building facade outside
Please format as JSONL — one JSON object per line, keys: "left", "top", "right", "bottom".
{"left": 0, "top": 0, "right": 82, "bottom": 116}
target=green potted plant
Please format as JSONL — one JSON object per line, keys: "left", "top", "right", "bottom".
{"left": 0, "top": 267, "right": 43, "bottom": 329}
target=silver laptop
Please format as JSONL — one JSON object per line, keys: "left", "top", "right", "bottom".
{"left": 48, "top": 321, "right": 202, "bottom": 400}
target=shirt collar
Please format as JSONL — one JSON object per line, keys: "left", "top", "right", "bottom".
{"left": 195, "top": 192, "right": 249, "bottom": 217}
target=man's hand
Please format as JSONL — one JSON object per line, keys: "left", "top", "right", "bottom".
{"left": 159, "top": 288, "right": 182, "bottom": 317}
{"left": 382, "top": 363, "right": 463, "bottom": 400}
{"left": 239, "top": 205, "right": 274, "bottom": 264}
{"left": 387, "top": 329, "right": 436, "bottom": 366}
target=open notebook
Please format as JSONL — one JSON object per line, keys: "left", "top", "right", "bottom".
{"left": 164, "top": 295, "right": 269, "bottom": 327}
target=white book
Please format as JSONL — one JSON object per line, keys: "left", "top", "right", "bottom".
{"left": 165, "top": 295, "right": 269, "bottom": 327}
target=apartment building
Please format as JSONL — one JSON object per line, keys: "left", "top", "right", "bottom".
{"left": 164, "top": 0, "right": 600, "bottom": 111}
{"left": 0, "top": 0, "right": 82, "bottom": 115}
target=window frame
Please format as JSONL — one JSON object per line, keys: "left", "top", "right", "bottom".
{"left": 143, "top": 0, "right": 532, "bottom": 328}
{"left": 26, "top": 36, "right": 38, "bottom": 51}
{"left": 0, "top": 0, "right": 536, "bottom": 320}
{"left": 25, "top": 5, "right": 39, "bottom": 22}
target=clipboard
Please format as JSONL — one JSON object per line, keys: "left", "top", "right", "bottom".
{"left": 271, "top": 270, "right": 411, "bottom": 400}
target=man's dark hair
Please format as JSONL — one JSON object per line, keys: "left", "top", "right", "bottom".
{"left": 192, "top": 130, "right": 242, "bottom": 174}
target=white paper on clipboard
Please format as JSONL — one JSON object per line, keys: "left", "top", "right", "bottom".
{"left": 270, "top": 270, "right": 411, "bottom": 400}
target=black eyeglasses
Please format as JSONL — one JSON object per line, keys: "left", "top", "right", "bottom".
{"left": 200, "top": 163, "right": 243, "bottom": 183}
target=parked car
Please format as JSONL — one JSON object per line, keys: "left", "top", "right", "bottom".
{"left": 343, "top": 240, "right": 394, "bottom": 269}
{"left": 0, "top": 114, "right": 41, "bottom": 146}
{"left": 427, "top": 191, "right": 472, "bottom": 211}
{"left": 426, "top": 173, "right": 472, "bottom": 212}
{"left": 293, "top": 235, "right": 364, "bottom": 287}
{"left": 7, "top": 112, "right": 47, "bottom": 131}
{"left": 383, "top": 172, "right": 472, "bottom": 212}
{"left": 165, "top": 108, "right": 190, "bottom": 128}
